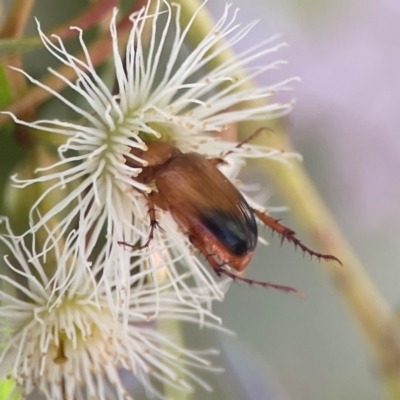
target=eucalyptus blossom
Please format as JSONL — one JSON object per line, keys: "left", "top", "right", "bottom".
{"left": 0, "top": 218, "right": 226, "bottom": 400}
{"left": 4, "top": 0, "right": 298, "bottom": 300}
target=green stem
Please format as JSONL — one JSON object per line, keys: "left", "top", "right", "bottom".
{"left": 173, "top": 0, "right": 400, "bottom": 398}
{"left": 157, "top": 317, "right": 190, "bottom": 400}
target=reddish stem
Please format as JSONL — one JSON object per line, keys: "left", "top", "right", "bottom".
{"left": 50, "top": 0, "right": 118, "bottom": 41}
{"left": 0, "top": 0, "right": 149, "bottom": 128}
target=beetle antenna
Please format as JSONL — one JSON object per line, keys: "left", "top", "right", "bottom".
{"left": 253, "top": 209, "right": 342, "bottom": 265}
{"left": 215, "top": 268, "right": 304, "bottom": 296}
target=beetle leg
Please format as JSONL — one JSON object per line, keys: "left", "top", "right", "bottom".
{"left": 207, "top": 157, "right": 226, "bottom": 166}
{"left": 253, "top": 209, "right": 342, "bottom": 265}
{"left": 214, "top": 267, "right": 304, "bottom": 296}
{"left": 119, "top": 193, "right": 162, "bottom": 251}
{"left": 189, "top": 234, "right": 303, "bottom": 295}
{"left": 221, "top": 127, "right": 274, "bottom": 158}
{"left": 188, "top": 234, "right": 225, "bottom": 269}
{"left": 208, "top": 127, "right": 274, "bottom": 166}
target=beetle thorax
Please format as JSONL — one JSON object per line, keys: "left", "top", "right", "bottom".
{"left": 139, "top": 141, "right": 181, "bottom": 167}
{"left": 128, "top": 140, "right": 182, "bottom": 184}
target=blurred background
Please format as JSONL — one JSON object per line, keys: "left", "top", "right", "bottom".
{"left": 205, "top": 1, "right": 400, "bottom": 399}
{"left": 1, "top": 0, "right": 400, "bottom": 399}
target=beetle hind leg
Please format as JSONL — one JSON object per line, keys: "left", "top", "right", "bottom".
{"left": 215, "top": 268, "right": 304, "bottom": 296}
{"left": 189, "top": 235, "right": 302, "bottom": 295}
{"left": 253, "top": 209, "right": 342, "bottom": 265}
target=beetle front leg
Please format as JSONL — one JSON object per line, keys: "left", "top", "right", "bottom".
{"left": 253, "top": 209, "right": 342, "bottom": 265}
{"left": 207, "top": 157, "right": 226, "bottom": 167}
{"left": 220, "top": 127, "right": 274, "bottom": 158}
{"left": 208, "top": 127, "right": 275, "bottom": 166}
{"left": 119, "top": 192, "right": 161, "bottom": 251}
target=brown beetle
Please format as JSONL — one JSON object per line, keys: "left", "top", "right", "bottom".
{"left": 121, "top": 138, "right": 341, "bottom": 295}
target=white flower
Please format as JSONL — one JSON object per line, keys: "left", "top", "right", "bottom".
{"left": 3, "top": 0, "right": 299, "bottom": 300}
{"left": 0, "top": 219, "right": 226, "bottom": 400}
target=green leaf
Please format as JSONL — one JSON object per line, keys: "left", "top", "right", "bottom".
{"left": 0, "top": 378, "right": 20, "bottom": 400}
{"left": 0, "top": 65, "right": 12, "bottom": 106}
{"left": 0, "top": 64, "right": 14, "bottom": 136}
